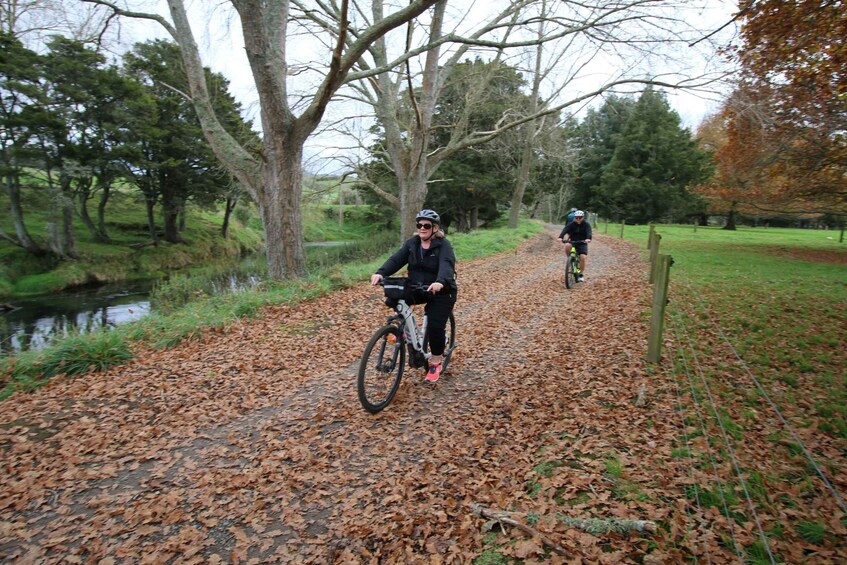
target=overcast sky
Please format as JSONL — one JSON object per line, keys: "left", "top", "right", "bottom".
{"left": 108, "top": 0, "right": 739, "bottom": 174}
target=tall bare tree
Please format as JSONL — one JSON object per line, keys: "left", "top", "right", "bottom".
{"left": 82, "top": 0, "right": 444, "bottom": 278}
{"left": 1, "top": 0, "right": 111, "bottom": 45}
{"left": 341, "top": 0, "right": 730, "bottom": 236}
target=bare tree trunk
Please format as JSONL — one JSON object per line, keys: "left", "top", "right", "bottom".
{"left": 258, "top": 138, "right": 307, "bottom": 278}
{"left": 162, "top": 204, "right": 182, "bottom": 243}
{"left": 2, "top": 174, "right": 45, "bottom": 255}
{"left": 77, "top": 179, "right": 107, "bottom": 242}
{"left": 61, "top": 193, "right": 78, "bottom": 258}
{"left": 723, "top": 201, "right": 738, "bottom": 230}
{"left": 46, "top": 189, "right": 63, "bottom": 257}
{"left": 510, "top": 136, "right": 534, "bottom": 227}
{"left": 54, "top": 172, "right": 79, "bottom": 259}
{"left": 508, "top": 0, "right": 545, "bottom": 228}
{"left": 528, "top": 197, "right": 540, "bottom": 219}
{"left": 158, "top": 167, "right": 184, "bottom": 243}
{"left": 399, "top": 167, "right": 430, "bottom": 240}
{"left": 97, "top": 184, "right": 111, "bottom": 240}
{"left": 221, "top": 195, "right": 237, "bottom": 238}
{"left": 145, "top": 197, "right": 158, "bottom": 244}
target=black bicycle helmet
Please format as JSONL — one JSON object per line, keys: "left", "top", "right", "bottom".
{"left": 415, "top": 209, "right": 440, "bottom": 224}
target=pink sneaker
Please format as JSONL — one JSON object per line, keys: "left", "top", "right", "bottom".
{"left": 425, "top": 363, "right": 442, "bottom": 383}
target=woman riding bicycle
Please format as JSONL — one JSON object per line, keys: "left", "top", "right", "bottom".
{"left": 557, "top": 210, "right": 592, "bottom": 282}
{"left": 370, "top": 209, "right": 457, "bottom": 382}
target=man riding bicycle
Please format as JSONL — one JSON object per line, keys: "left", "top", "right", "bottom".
{"left": 557, "top": 210, "right": 592, "bottom": 282}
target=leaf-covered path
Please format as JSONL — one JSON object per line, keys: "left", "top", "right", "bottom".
{"left": 0, "top": 229, "right": 737, "bottom": 563}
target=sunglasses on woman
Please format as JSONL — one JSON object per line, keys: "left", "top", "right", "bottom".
{"left": 416, "top": 223, "right": 433, "bottom": 229}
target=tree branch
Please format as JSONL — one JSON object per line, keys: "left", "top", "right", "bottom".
{"left": 470, "top": 504, "right": 574, "bottom": 558}
{"left": 80, "top": 0, "right": 177, "bottom": 38}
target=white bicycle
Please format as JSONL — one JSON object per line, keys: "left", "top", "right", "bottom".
{"left": 357, "top": 278, "right": 456, "bottom": 413}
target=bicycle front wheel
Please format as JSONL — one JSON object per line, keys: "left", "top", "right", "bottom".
{"left": 565, "top": 256, "right": 577, "bottom": 289}
{"left": 358, "top": 325, "right": 406, "bottom": 413}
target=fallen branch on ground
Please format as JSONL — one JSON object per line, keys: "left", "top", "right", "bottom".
{"left": 470, "top": 504, "right": 572, "bottom": 557}
{"left": 558, "top": 514, "right": 657, "bottom": 534}
{"left": 634, "top": 383, "right": 648, "bottom": 407}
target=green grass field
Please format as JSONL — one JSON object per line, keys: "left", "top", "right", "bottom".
{"left": 608, "top": 222, "right": 846, "bottom": 434}
{"left": 605, "top": 223, "right": 845, "bottom": 383}
{"left": 604, "top": 222, "right": 846, "bottom": 562}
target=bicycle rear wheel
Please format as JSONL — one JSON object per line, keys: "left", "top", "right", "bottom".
{"left": 358, "top": 325, "right": 405, "bottom": 413}
{"left": 565, "top": 255, "right": 577, "bottom": 289}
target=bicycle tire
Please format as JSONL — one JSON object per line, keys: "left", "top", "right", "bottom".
{"left": 565, "top": 255, "right": 576, "bottom": 289}
{"left": 357, "top": 324, "right": 405, "bottom": 413}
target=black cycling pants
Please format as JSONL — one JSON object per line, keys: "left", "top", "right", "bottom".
{"left": 411, "top": 289, "right": 457, "bottom": 356}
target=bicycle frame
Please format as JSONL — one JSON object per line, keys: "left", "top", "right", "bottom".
{"left": 564, "top": 240, "right": 587, "bottom": 267}
{"left": 563, "top": 239, "right": 586, "bottom": 289}
{"left": 389, "top": 299, "right": 431, "bottom": 366}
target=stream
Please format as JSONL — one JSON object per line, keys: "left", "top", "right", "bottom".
{"left": 0, "top": 282, "right": 154, "bottom": 356}
{"left": 0, "top": 242, "right": 358, "bottom": 356}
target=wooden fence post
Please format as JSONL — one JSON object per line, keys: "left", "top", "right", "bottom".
{"left": 648, "top": 233, "right": 661, "bottom": 284}
{"left": 620, "top": 221, "right": 625, "bottom": 239}
{"left": 647, "top": 224, "right": 655, "bottom": 249}
{"left": 647, "top": 254, "right": 672, "bottom": 363}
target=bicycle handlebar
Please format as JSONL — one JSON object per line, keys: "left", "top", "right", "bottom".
{"left": 379, "top": 279, "right": 431, "bottom": 292}
{"left": 562, "top": 240, "right": 588, "bottom": 244}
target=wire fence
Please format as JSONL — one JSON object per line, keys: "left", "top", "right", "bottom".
{"left": 638, "top": 224, "right": 845, "bottom": 562}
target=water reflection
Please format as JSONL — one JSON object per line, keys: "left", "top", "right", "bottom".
{"left": 0, "top": 283, "right": 152, "bottom": 356}
{"left": 207, "top": 274, "right": 263, "bottom": 295}
{"left": 0, "top": 241, "right": 358, "bottom": 356}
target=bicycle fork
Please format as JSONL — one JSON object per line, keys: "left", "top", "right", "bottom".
{"left": 376, "top": 334, "right": 402, "bottom": 372}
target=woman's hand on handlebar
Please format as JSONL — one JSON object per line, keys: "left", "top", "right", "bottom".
{"left": 370, "top": 274, "right": 383, "bottom": 286}
{"left": 427, "top": 282, "right": 443, "bottom": 294}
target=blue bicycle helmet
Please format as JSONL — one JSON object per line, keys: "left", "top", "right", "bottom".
{"left": 415, "top": 209, "right": 441, "bottom": 224}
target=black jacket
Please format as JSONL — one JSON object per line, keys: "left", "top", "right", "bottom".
{"left": 559, "top": 221, "right": 592, "bottom": 242}
{"left": 376, "top": 236, "right": 457, "bottom": 291}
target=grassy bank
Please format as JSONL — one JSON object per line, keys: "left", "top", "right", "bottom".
{"left": 603, "top": 223, "right": 845, "bottom": 390}
{"left": 0, "top": 186, "right": 382, "bottom": 300}
{"left": 0, "top": 220, "right": 543, "bottom": 400}
{"left": 0, "top": 193, "right": 266, "bottom": 299}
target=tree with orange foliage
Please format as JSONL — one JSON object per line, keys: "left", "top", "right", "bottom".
{"left": 725, "top": 0, "right": 846, "bottom": 216}
{"left": 695, "top": 81, "right": 786, "bottom": 229}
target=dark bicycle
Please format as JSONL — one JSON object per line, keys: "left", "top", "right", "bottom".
{"left": 563, "top": 240, "right": 587, "bottom": 289}
{"left": 357, "top": 278, "right": 456, "bottom": 413}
